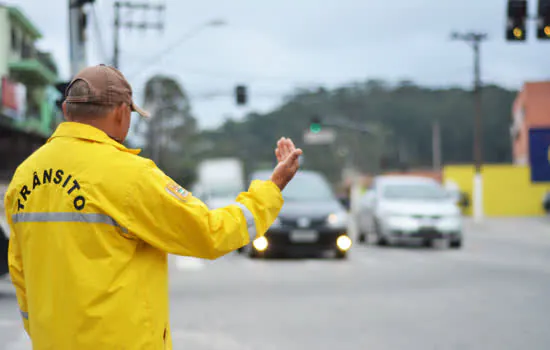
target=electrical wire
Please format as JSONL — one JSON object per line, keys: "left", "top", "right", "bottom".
{"left": 126, "top": 22, "right": 216, "bottom": 79}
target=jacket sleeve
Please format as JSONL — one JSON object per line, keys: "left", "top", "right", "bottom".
{"left": 122, "top": 161, "right": 284, "bottom": 259}
{"left": 5, "top": 190, "right": 30, "bottom": 335}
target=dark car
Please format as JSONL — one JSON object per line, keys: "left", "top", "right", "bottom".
{"left": 544, "top": 191, "right": 550, "bottom": 213}
{"left": 241, "top": 170, "right": 352, "bottom": 259}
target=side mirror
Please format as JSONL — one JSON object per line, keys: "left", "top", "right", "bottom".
{"left": 459, "top": 192, "right": 470, "bottom": 208}
{"left": 338, "top": 197, "right": 351, "bottom": 211}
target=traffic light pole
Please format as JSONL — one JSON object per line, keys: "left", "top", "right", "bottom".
{"left": 451, "top": 31, "right": 487, "bottom": 222}
{"left": 317, "top": 118, "right": 375, "bottom": 135}
{"left": 307, "top": 116, "right": 375, "bottom": 243}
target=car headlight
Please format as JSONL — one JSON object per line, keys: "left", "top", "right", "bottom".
{"left": 253, "top": 236, "right": 268, "bottom": 251}
{"left": 336, "top": 235, "right": 352, "bottom": 251}
{"left": 326, "top": 212, "right": 348, "bottom": 227}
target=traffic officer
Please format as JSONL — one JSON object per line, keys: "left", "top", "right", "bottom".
{"left": 4, "top": 64, "right": 302, "bottom": 350}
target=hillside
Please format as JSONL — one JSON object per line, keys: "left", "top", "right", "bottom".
{"left": 196, "top": 80, "right": 517, "bottom": 184}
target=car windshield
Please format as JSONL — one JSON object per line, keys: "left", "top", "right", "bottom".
{"left": 250, "top": 171, "right": 335, "bottom": 201}
{"left": 382, "top": 182, "right": 449, "bottom": 201}
{"left": 281, "top": 173, "right": 334, "bottom": 201}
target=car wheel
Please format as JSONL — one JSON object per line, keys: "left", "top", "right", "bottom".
{"left": 376, "top": 236, "right": 388, "bottom": 246}
{"left": 423, "top": 239, "right": 434, "bottom": 248}
{"left": 335, "top": 250, "right": 348, "bottom": 260}
{"left": 450, "top": 238, "right": 463, "bottom": 249}
{"left": 247, "top": 247, "right": 260, "bottom": 259}
{"left": 373, "top": 221, "right": 388, "bottom": 246}
{"left": 358, "top": 233, "right": 367, "bottom": 243}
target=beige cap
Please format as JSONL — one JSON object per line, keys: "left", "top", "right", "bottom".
{"left": 65, "top": 64, "right": 150, "bottom": 118}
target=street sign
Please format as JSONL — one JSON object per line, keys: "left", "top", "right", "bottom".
{"left": 303, "top": 128, "right": 336, "bottom": 145}
{"left": 528, "top": 128, "right": 550, "bottom": 182}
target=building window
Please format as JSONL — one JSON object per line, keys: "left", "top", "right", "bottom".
{"left": 11, "top": 27, "right": 17, "bottom": 50}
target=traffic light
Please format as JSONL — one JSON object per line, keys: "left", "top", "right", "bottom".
{"left": 309, "top": 117, "right": 322, "bottom": 133}
{"left": 55, "top": 81, "right": 69, "bottom": 110}
{"left": 235, "top": 85, "right": 247, "bottom": 105}
{"left": 537, "top": 0, "right": 550, "bottom": 39}
{"left": 506, "top": 0, "right": 528, "bottom": 41}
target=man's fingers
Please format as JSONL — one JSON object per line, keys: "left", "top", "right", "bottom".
{"left": 284, "top": 149, "right": 302, "bottom": 165}
{"left": 287, "top": 138, "right": 296, "bottom": 152}
{"left": 277, "top": 138, "right": 284, "bottom": 153}
{"left": 276, "top": 137, "right": 299, "bottom": 163}
{"left": 283, "top": 138, "right": 292, "bottom": 159}
{"left": 284, "top": 138, "right": 296, "bottom": 157}
{"left": 282, "top": 138, "right": 290, "bottom": 157}
{"left": 275, "top": 148, "right": 282, "bottom": 162}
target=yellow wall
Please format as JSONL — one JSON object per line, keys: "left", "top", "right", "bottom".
{"left": 444, "top": 164, "right": 550, "bottom": 217}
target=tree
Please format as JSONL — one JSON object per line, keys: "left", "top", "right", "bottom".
{"left": 139, "top": 75, "right": 198, "bottom": 185}
{"left": 197, "top": 79, "right": 517, "bottom": 187}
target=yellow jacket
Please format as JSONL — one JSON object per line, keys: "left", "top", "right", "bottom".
{"left": 4, "top": 122, "right": 283, "bottom": 350}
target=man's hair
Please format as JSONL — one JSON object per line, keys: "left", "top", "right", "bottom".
{"left": 65, "top": 80, "right": 116, "bottom": 118}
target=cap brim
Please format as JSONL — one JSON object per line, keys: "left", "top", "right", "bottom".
{"left": 131, "top": 101, "right": 150, "bottom": 118}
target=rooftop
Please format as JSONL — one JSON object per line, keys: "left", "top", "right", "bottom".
{"left": 2, "top": 4, "right": 42, "bottom": 39}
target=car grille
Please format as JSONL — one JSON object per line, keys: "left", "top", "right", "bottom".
{"left": 411, "top": 215, "right": 443, "bottom": 220}
{"left": 280, "top": 218, "right": 326, "bottom": 229}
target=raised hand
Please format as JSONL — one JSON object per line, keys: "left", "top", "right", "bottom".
{"left": 270, "top": 137, "right": 303, "bottom": 191}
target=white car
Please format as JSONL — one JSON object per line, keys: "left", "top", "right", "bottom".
{"left": 357, "top": 175, "right": 463, "bottom": 248}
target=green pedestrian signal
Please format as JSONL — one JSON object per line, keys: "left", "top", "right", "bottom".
{"left": 310, "top": 117, "right": 322, "bottom": 133}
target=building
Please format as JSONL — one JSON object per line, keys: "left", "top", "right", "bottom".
{"left": 0, "top": 4, "right": 63, "bottom": 276}
{"left": 511, "top": 81, "right": 550, "bottom": 165}
{"left": 0, "top": 4, "right": 61, "bottom": 139}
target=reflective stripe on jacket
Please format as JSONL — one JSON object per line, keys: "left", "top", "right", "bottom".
{"left": 4, "top": 122, "right": 283, "bottom": 350}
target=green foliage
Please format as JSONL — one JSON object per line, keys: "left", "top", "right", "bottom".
{"left": 139, "top": 75, "right": 199, "bottom": 187}
{"left": 200, "top": 79, "right": 517, "bottom": 183}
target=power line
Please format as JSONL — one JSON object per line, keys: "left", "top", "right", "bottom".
{"left": 126, "top": 19, "right": 227, "bottom": 79}
{"left": 113, "top": 1, "right": 165, "bottom": 69}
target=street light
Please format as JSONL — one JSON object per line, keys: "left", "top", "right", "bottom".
{"left": 127, "top": 18, "right": 228, "bottom": 79}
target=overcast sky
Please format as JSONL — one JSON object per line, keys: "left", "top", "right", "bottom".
{"left": 7, "top": 0, "right": 550, "bottom": 130}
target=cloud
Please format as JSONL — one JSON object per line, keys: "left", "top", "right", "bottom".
{"left": 6, "top": 0, "right": 550, "bottom": 129}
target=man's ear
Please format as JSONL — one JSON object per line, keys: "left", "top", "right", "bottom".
{"left": 114, "top": 104, "right": 126, "bottom": 125}
{"left": 62, "top": 101, "right": 71, "bottom": 121}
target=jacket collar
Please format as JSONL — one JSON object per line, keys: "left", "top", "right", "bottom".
{"left": 48, "top": 122, "right": 141, "bottom": 155}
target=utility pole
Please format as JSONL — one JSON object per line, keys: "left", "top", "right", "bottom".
{"left": 432, "top": 117, "right": 442, "bottom": 172}
{"left": 113, "top": 1, "right": 165, "bottom": 69}
{"left": 69, "top": 0, "right": 94, "bottom": 76}
{"left": 451, "top": 31, "right": 488, "bottom": 222}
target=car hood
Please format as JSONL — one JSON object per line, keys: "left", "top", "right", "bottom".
{"left": 279, "top": 199, "right": 344, "bottom": 219}
{"left": 379, "top": 200, "right": 459, "bottom": 216}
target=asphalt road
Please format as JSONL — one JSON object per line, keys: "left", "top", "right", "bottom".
{"left": 0, "top": 218, "right": 549, "bottom": 350}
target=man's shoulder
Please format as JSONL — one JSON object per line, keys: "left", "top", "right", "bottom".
{"left": 118, "top": 153, "right": 156, "bottom": 174}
